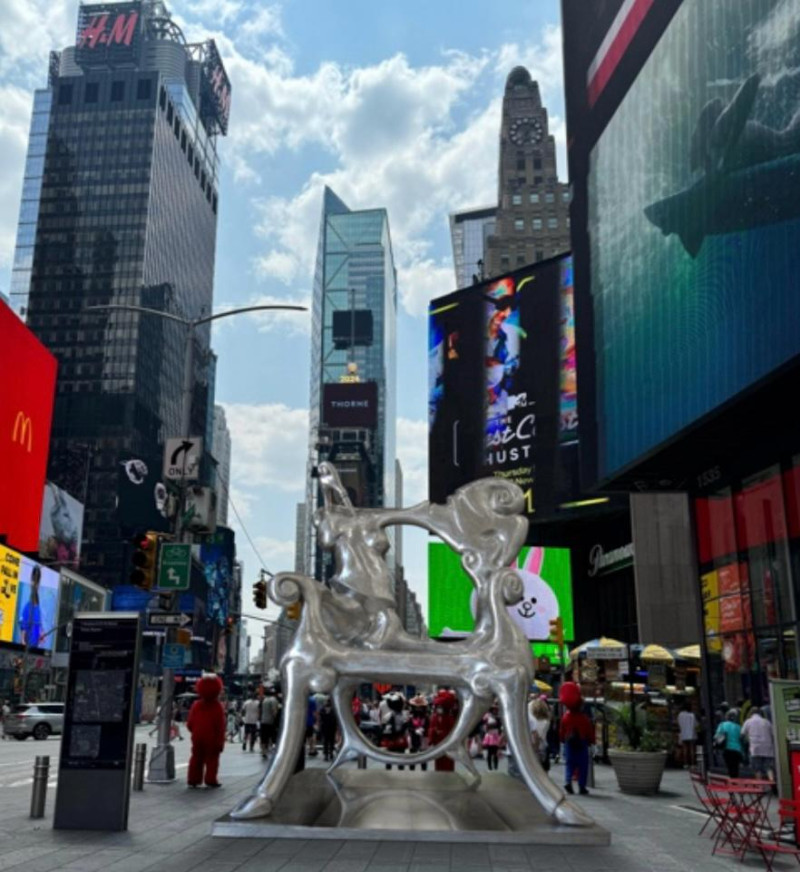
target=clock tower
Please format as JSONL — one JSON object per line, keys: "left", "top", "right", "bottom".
{"left": 485, "top": 67, "right": 571, "bottom": 278}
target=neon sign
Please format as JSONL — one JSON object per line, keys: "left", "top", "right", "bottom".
{"left": 77, "top": 10, "right": 139, "bottom": 49}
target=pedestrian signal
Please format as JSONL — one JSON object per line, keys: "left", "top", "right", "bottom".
{"left": 224, "top": 616, "right": 234, "bottom": 635}
{"left": 548, "top": 616, "right": 564, "bottom": 647}
{"left": 253, "top": 579, "right": 267, "bottom": 610}
{"left": 129, "top": 531, "right": 159, "bottom": 589}
{"left": 285, "top": 601, "right": 302, "bottom": 621}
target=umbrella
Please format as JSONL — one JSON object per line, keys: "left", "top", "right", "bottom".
{"left": 532, "top": 679, "right": 553, "bottom": 693}
{"left": 570, "top": 637, "right": 627, "bottom": 660}
{"left": 639, "top": 643, "right": 675, "bottom": 665}
{"left": 674, "top": 644, "right": 701, "bottom": 662}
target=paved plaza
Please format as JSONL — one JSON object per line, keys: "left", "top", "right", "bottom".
{"left": 0, "top": 729, "right": 773, "bottom": 871}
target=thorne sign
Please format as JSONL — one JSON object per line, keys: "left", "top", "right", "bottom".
{"left": 587, "top": 542, "right": 634, "bottom": 578}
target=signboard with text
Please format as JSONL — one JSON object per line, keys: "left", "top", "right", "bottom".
{"left": 75, "top": 2, "right": 142, "bottom": 68}
{"left": 322, "top": 382, "right": 378, "bottom": 428}
{"left": 157, "top": 543, "right": 191, "bottom": 591}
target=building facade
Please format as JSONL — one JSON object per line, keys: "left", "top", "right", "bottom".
{"left": 212, "top": 405, "right": 231, "bottom": 526}
{"left": 10, "top": 1, "right": 230, "bottom": 588}
{"left": 304, "top": 187, "right": 397, "bottom": 579}
{"left": 484, "top": 67, "right": 571, "bottom": 278}
{"left": 449, "top": 205, "right": 496, "bottom": 289}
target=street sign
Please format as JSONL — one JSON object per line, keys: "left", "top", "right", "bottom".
{"left": 146, "top": 612, "right": 191, "bottom": 628}
{"left": 157, "top": 543, "right": 191, "bottom": 591}
{"left": 162, "top": 643, "right": 186, "bottom": 668}
{"left": 163, "top": 437, "right": 203, "bottom": 481}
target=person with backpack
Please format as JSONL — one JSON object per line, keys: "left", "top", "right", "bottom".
{"left": 259, "top": 687, "right": 280, "bottom": 758}
{"left": 715, "top": 709, "right": 744, "bottom": 777}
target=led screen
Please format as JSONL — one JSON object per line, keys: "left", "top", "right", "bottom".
{"left": 588, "top": 0, "right": 800, "bottom": 480}
{"left": 0, "top": 544, "right": 60, "bottom": 651}
{"left": 428, "top": 542, "right": 574, "bottom": 642}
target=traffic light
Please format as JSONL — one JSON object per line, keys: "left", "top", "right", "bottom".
{"left": 224, "top": 616, "right": 234, "bottom": 636}
{"left": 549, "top": 616, "right": 564, "bottom": 647}
{"left": 286, "top": 601, "right": 302, "bottom": 621}
{"left": 253, "top": 579, "right": 267, "bottom": 610}
{"left": 129, "top": 531, "right": 159, "bottom": 589}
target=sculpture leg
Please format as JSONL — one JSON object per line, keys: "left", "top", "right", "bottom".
{"left": 495, "top": 673, "right": 594, "bottom": 827}
{"left": 230, "top": 659, "right": 310, "bottom": 819}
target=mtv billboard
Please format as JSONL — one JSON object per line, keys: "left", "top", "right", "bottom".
{"left": 0, "top": 301, "right": 57, "bottom": 551}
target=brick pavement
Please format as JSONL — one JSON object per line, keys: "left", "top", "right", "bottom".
{"left": 0, "top": 729, "right": 772, "bottom": 871}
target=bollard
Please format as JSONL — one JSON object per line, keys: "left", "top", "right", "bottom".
{"left": 133, "top": 743, "right": 147, "bottom": 791}
{"left": 357, "top": 754, "right": 367, "bottom": 769}
{"left": 30, "top": 755, "right": 50, "bottom": 819}
{"left": 588, "top": 752, "right": 595, "bottom": 788}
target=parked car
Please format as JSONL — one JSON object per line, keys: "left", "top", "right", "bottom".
{"left": 4, "top": 703, "right": 65, "bottom": 740}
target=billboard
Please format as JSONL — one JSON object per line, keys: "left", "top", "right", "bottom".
{"left": 199, "top": 526, "right": 234, "bottom": 627}
{"left": 39, "top": 482, "right": 84, "bottom": 568}
{"left": 75, "top": 2, "right": 142, "bottom": 68}
{"left": 0, "top": 300, "right": 57, "bottom": 552}
{"left": 322, "top": 382, "right": 378, "bottom": 428}
{"left": 116, "top": 456, "right": 170, "bottom": 533}
{"left": 427, "top": 542, "right": 574, "bottom": 642}
{"left": 54, "top": 569, "right": 107, "bottom": 655}
{"left": 563, "top": 0, "right": 800, "bottom": 484}
{"left": 0, "top": 544, "right": 59, "bottom": 651}
{"left": 428, "top": 255, "right": 574, "bottom": 519}
{"left": 199, "top": 39, "right": 232, "bottom": 136}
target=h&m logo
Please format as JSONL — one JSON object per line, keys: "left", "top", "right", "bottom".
{"left": 77, "top": 10, "right": 139, "bottom": 50}
{"left": 12, "top": 412, "right": 32, "bottom": 453}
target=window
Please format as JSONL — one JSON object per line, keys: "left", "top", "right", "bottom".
{"left": 512, "top": 193, "right": 522, "bottom": 206}
{"left": 136, "top": 79, "right": 152, "bottom": 101}
{"left": 529, "top": 193, "right": 539, "bottom": 204}
{"left": 516, "top": 155, "right": 526, "bottom": 171}
{"left": 562, "top": 190, "right": 570, "bottom": 202}
{"left": 173, "top": 117, "right": 180, "bottom": 137}
{"left": 545, "top": 192, "right": 555, "bottom": 204}
{"left": 84, "top": 82, "right": 99, "bottom": 103}
{"left": 516, "top": 254, "right": 526, "bottom": 265}
{"left": 159, "top": 87, "right": 166, "bottom": 110}
{"left": 188, "top": 143, "right": 194, "bottom": 164}
{"left": 514, "top": 218, "right": 524, "bottom": 231}
{"left": 548, "top": 217, "right": 558, "bottom": 229}
{"left": 167, "top": 103, "right": 174, "bottom": 123}
{"left": 58, "top": 84, "right": 73, "bottom": 105}
{"left": 534, "top": 176, "right": 543, "bottom": 185}
{"left": 534, "top": 157, "right": 542, "bottom": 170}
{"left": 535, "top": 250, "right": 544, "bottom": 261}
{"left": 533, "top": 218, "right": 542, "bottom": 231}
{"left": 500, "top": 254, "right": 510, "bottom": 268}
{"left": 567, "top": 217, "right": 571, "bottom": 228}
{"left": 181, "top": 131, "right": 186, "bottom": 152}
{"left": 111, "top": 81, "right": 125, "bottom": 102}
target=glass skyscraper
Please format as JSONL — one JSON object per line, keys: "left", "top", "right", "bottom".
{"left": 305, "top": 187, "right": 397, "bottom": 577}
{"left": 449, "top": 205, "right": 496, "bottom": 289}
{"left": 10, "top": 1, "right": 231, "bottom": 587}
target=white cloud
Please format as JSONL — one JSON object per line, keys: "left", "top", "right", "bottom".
{"left": 0, "top": 85, "right": 33, "bottom": 267}
{"left": 398, "top": 259, "right": 457, "bottom": 319}
{"left": 212, "top": 293, "right": 311, "bottom": 337}
{"left": 397, "top": 417, "right": 428, "bottom": 507}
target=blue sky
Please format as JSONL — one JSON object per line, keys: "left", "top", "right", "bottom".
{"left": 0, "top": 0, "right": 567, "bottom": 638}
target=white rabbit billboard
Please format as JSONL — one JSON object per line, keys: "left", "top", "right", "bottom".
{"left": 428, "top": 541, "right": 573, "bottom": 644}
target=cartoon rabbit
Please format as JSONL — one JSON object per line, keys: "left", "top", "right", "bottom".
{"left": 508, "top": 547, "right": 560, "bottom": 640}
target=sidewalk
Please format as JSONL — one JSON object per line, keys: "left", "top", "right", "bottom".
{"left": 0, "top": 732, "right": 766, "bottom": 871}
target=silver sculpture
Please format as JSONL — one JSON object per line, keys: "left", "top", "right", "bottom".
{"left": 231, "top": 463, "right": 592, "bottom": 827}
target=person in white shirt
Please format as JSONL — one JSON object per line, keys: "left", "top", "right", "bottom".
{"left": 241, "top": 694, "right": 261, "bottom": 752}
{"left": 741, "top": 707, "right": 775, "bottom": 781}
{"left": 677, "top": 703, "right": 697, "bottom": 767}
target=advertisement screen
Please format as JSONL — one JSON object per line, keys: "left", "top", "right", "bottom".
{"left": 39, "top": 481, "right": 84, "bottom": 568}
{"left": 55, "top": 570, "right": 107, "bottom": 654}
{"left": 75, "top": 2, "right": 142, "bottom": 68}
{"left": 116, "top": 456, "right": 170, "bottom": 533}
{"left": 0, "top": 544, "right": 22, "bottom": 644}
{"left": 199, "top": 526, "right": 234, "bottom": 627}
{"left": 200, "top": 39, "right": 232, "bottom": 136}
{"left": 322, "top": 381, "right": 378, "bottom": 428}
{"left": 586, "top": 0, "right": 800, "bottom": 480}
{"left": 0, "top": 301, "right": 57, "bottom": 552}
{"left": 429, "top": 255, "right": 574, "bottom": 519}
{"left": 428, "top": 541, "right": 573, "bottom": 642}
{"left": 15, "top": 556, "right": 60, "bottom": 652}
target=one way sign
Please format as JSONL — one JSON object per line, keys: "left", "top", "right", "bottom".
{"left": 147, "top": 612, "right": 191, "bottom": 628}
{"left": 164, "top": 437, "right": 203, "bottom": 480}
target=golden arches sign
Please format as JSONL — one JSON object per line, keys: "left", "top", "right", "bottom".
{"left": 12, "top": 411, "right": 32, "bottom": 453}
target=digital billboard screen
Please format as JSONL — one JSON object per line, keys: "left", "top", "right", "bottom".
{"left": 75, "top": 2, "right": 142, "bottom": 68}
{"left": 427, "top": 542, "right": 574, "bottom": 643}
{"left": 39, "top": 482, "right": 84, "bottom": 568}
{"left": 428, "top": 255, "right": 575, "bottom": 519}
{"left": 0, "top": 300, "right": 57, "bottom": 552}
{"left": 322, "top": 381, "right": 378, "bottom": 428}
{"left": 573, "top": 0, "right": 800, "bottom": 482}
{"left": 0, "top": 544, "right": 59, "bottom": 652}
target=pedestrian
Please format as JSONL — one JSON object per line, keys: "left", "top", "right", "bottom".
{"left": 741, "top": 707, "right": 775, "bottom": 781}
{"left": 530, "top": 697, "right": 551, "bottom": 772}
{"left": 241, "top": 691, "right": 260, "bottom": 752}
{"left": 259, "top": 687, "right": 280, "bottom": 758}
{"left": 380, "top": 692, "right": 408, "bottom": 769}
{"left": 186, "top": 674, "right": 226, "bottom": 788}
{"left": 481, "top": 703, "right": 503, "bottom": 771}
{"left": 226, "top": 702, "right": 239, "bottom": 742}
{"left": 408, "top": 694, "right": 430, "bottom": 771}
{"left": 0, "top": 698, "right": 9, "bottom": 740}
{"left": 714, "top": 710, "right": 744, "bottom": 778}
{"left": 318, "top": 698, "right": 338, "bottom": 762}
{"left": 677, "top": 702, "right": 697, "bottom": 767}
{"left": 306, "top": 694, "right": 319, "bottom": 757}
{"left": 428, "top": 689, "right": 458, "bottom": 772}
{"left": 559, "top": 682, "right": 593, "bottom": 796}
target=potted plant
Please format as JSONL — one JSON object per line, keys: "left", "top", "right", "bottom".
{"left": 607, "top": 703, "right": 667, "bottom": 795}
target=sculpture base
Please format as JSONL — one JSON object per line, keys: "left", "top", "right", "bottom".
{"left": 214, "top": 769, "right": 610, "bottom": 845}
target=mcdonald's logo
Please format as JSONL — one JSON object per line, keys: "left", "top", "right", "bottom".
{"left": 12, "top": 412, "right": 32, "bottom": 453}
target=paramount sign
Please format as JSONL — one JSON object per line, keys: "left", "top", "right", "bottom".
{"left": 587, "top": 542, "right": 634, "bottom": 577}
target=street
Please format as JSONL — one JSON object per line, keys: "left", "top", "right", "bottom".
{"left": 0, "top": 730, "right": 758, "bottom": 871}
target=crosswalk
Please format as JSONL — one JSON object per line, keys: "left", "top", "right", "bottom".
{"left": 0, "top": 761, "right": 188, "bottom": 789}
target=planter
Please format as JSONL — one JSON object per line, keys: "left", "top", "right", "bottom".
{"left": 608, "top": 749, "right": 667, "bottom": 795}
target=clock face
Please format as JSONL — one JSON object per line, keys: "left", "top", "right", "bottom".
{"left": 509, "top": 116, "right": 544, "bottom": 146}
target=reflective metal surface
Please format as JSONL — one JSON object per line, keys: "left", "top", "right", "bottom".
{"left": 231, "top": 464, "right": 594, "bottom": 829}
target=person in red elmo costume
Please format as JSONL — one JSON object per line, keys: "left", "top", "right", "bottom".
{"left": 428, "top": 688, "right": 458, "bottom": 771}
{"left": 186, "top": 674, "right": 226, "bottom": 788}
{"left": 558, "top": 681, "right": 593, "bottom": 796}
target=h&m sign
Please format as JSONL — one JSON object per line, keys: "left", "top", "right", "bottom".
{"left": 75, "top": 3, "right": 141, "bottom": 65}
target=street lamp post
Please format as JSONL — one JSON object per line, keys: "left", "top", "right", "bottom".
{"left": 85, "top": 302, "right": 306, "bottom": 782}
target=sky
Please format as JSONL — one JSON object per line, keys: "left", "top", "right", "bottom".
{"left": 0, "top": 0, "right": 568, "bottom": 637}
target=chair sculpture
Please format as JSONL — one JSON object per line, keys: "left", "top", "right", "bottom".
{"left": 231, "top": 462, "right": 592, "bottom": 827}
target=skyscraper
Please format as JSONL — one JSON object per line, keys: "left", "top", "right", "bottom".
{"left": 10, "top": 1, "right": 231, "bottom": 586}
{"left": 212, "top": 405, "right": 231, "bottom": 526}
{"left": 484, "top": 67, "right": 570, "bottom": 277}
{"left": 305, "top": 187, "right": 397, "bottom": 578}
{"left": 449, "top": 205, "right": 496, "bottom": 289}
